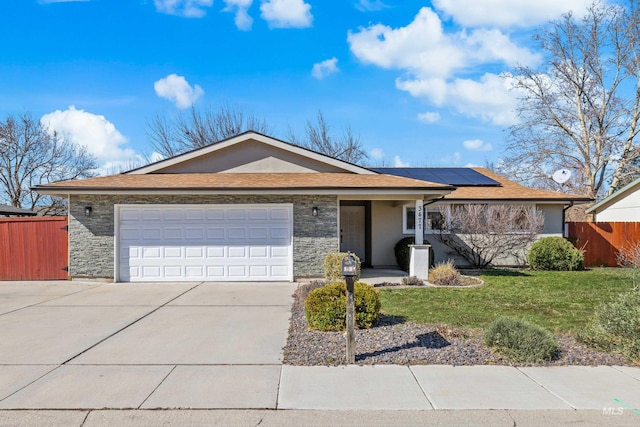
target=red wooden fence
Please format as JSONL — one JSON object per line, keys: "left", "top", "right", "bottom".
{"left": 567, "top": 222, "right": 640, "bottom": 267}
{"left": 0, "top": 217, "right": 68, "bottom": 280}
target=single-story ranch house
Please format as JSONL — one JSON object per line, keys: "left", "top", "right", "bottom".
{"left": 35, "top": 132, "right": 590, "bottom": 282}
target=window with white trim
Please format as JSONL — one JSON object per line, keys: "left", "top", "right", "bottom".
{"left": 403, "top": 205, "right": 449, "bottom": 234}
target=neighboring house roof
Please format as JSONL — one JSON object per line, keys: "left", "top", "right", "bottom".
{"left": 34, "top": 173, "right": 453, "bottom": 195}
{"left": 377, "top": 167, "right": 592, "bottom": 203}
{"left": 0, "top": 204, "right": 37, "bottom": 216}
{"left": 585, "top": 176, "right": 640, "bottom": 214}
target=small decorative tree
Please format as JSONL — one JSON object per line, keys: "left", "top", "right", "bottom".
{"left": 434, "top": 204, "right": 544, "bottom": 268}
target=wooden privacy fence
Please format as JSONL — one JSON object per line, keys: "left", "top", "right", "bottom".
{"left": 567, "top": 222, "right": 640, "bottom": 267}
{"left": 0, "top": 217, "right": 68, "bottom": 280}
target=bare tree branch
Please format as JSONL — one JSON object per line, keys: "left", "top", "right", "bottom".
{"left": 288, "top": 111, "right": 369, "bottom": 165}
{"left": 0, "top": 112, "right": 97, "bottom": 214}
{"left": 146, "top": 104, "right": 270, "bottom": 158}
{"left": 503, "top": 1, "right": 639, "bottom": 199}
{"left": 434, "top": 204, "right": 545, "bottom": 268}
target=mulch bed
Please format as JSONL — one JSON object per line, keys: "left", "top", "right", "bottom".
{"left": 282, "top": 282, "right": 633, "bottom": 367}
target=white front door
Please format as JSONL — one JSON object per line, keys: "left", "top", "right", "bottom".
{"left": 116, "top": 204, "right": 293, "bottom": 282}
{"left": 340, "top": 205, "right": 365, "bottom": 262}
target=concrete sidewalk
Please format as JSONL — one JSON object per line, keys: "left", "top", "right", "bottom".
{"left": 1, "top": 281, "right": 639, "bottom": 425}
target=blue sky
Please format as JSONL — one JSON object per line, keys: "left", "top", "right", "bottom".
{"left": 0, "top": 0, "right": 595, "bottom": 173}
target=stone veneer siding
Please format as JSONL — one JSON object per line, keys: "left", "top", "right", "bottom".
{"left": 69, "top": 194, "right": 338, "bottom": 280}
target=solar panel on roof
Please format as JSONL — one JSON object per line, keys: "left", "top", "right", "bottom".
{"left": 370, "top": 167, "right": 500, "bottom": 186}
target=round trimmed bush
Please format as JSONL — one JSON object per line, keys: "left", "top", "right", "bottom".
{"left": 304, "top": 281, "right": 381, "bottom": 331}
{"left": 528, "top": 237, "right": 584, "bottom": 271}
{"left": 394, "top": 237, "right": 415, "bottom": 272}
{"left": 483, "top": 316, "right": 559, "bottom": 362}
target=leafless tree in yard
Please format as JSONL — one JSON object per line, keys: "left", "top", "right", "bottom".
{"left": 147, "top": 104, "right": 271, "bottom": 158}
{"left": 503, "top": 1, "right": 640, "bottom": 198}
{"left": 434, "top": 204, "right": 545, "bottom": 268}
{"left": 0, "top": 112, "right": 97, "bottom": 215}
{"left": 287, "top": 111, "right": 369, "bottom": 165}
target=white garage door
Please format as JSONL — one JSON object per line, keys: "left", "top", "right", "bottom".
{"left": 116, "top": 204, "right": 293, "bottom": 282}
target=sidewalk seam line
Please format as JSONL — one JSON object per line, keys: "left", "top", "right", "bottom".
{"left": 515, "top": 367, "right": 576, "bottom": 410}
{"left": 611, "top": 365, "right": 640, "bottom": 383}
{"left": 80, "top": 409, "right": 92, "bottom": 426}
{"left": 137, "top": 365, "right": 177, "bottom": 409}
{"left": 0, "top": 284, "right": 104, "bottom": 318}
{"left": 61, "top": 282, "right": 204, "bottom": 365}
{"left": 408, "top": 365, "right": 435, "bottom": 410}
{"left": 275, "top": 365, "right": 283, "bottom": 410}
{"left": 0, "top": 365, "right": 62, "bottom": 404}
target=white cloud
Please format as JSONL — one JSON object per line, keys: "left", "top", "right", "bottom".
{"left": 370, "top": 148, "right": 385, "bottom": 160}
{"left": 40, "top": 106, "right": 150, "bottom": 174}
{"left": 154, "top": 0, "right": 213, "bottom": 18}
{"left": 311, "top": 57, "right": 339, "bottom": 80}
{"left": 348, "top": 7, "right": 539, "bottom": 80}
{"left": 260, "top": 0, "right": 313, "bottom": 28}
{"left": 223, "top": 0, "right": 254, "bottom": 31}
{"left": 393, "top": 155, "right": 409, "bottom": 167}
{"left": 154, "top": 74, "right": 204, "bottom": 109}
{"left": 433, "top": 0, "right": 591, "bottom": 27}
{"left": 418, "top": 112, "right": 441, "bottom": 124}
{"left": 347, "top": 7, "right": 543, "bottom": 125}
{"left": 441, "top": 151, "right": 461, "bottom": 165}
{"left": 355, "top": 0, "right": 388, "bottom": 12}
{"left": 397, "top": 73, "right": 520, "bottom": 126}
{"left": 463, "top": 139, "right": 493, "bottom": 151}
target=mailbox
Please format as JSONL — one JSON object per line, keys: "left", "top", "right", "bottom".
{"left": 342, "top": 254, "right": 357, "bottom": 277}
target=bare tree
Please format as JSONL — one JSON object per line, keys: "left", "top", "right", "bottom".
{"left": 288, "top": 111, "right": 369, "bottom": 165}
{"left": 504, "top": 1, "right": 640, "bottom": 199}
{"left": 0, "top": 112, "right": 97, "bottom": 214}
{"left": 147, "top": 104, "right": 271, "bottom": 158}
{"left": 434, "top": 204, "right": 545, "bottom": 268}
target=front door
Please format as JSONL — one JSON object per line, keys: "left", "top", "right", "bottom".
{"left": 340, "top": 205, "right": 366, "bottom": 262}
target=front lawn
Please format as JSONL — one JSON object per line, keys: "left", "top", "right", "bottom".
{"left": 379, "top": 268, "right": 635, "bottom": 334}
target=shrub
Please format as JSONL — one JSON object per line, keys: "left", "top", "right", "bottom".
{"left": 402, "top": 276, "right": 424, "bottom": 286}
{"left": 429, "top": 260, "right": 461, "bottom": 286}
{"left": 528, "top": 237, "right": 584, "bottom": 271}
{"left": 298, "top": 280, "right": 327, "bottom": 302}
{"left": 323, "top": 252, "right": 361, "bottom": 282}
{"left": 305, "top": 281, "right": 381, "bottom": 331}
{"left": 483, "top": 316, "right": 559, "bottom": 362}
{"left": 586, "top": 291, "right": 640, "bottom": 361}
{"left": 394, "top": 237, "right": 415, "bottom": 271}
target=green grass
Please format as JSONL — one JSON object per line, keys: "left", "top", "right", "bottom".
{"left": 379, "top": 268, "right": 636, "bottom": 333}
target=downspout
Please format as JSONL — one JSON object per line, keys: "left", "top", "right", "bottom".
{"left": 562, "top": 201, "right": 574, "bottom": 238}
{"left": 424, "top": 196, "right": 445, "bottom": 206}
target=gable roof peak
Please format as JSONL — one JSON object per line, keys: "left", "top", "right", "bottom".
{"left": 126, "top": 131, "right": 376, "bottom": 175}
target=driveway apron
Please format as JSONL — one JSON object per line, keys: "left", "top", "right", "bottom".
{"left": 0, "top": 281, "right": 296, "bottom": 409}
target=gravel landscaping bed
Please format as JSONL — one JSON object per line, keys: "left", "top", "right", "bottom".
{"left": 283, "top": 283, "right": 633, "bottom": 367}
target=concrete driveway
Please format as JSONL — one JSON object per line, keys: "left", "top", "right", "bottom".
{"left": 0, "top": 280, "right": 296, "bottom": 409}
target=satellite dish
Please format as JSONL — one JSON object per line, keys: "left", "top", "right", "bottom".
{"left": 552, "top": 169, "right": 572, "bottom": 184}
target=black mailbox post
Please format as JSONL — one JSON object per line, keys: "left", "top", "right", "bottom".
{"left": 342, "top": 253, "right": 357, "bottom": 364}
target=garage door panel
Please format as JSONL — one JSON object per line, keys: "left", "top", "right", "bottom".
{"left": 206, "top": 247, "right": 225, "bottom": 258}
{"left": 207, "top": 228, "right": 225, "bottom": 239}
{"left": 228, "top": 209, "right": 246, "bottom": 220}
{"left": 228, "top": 247, "right": 247, "bottom": 258}
{"left": 185, "top": 247, "right": 204, "bottom": 258}
{"left": 250, "top": 247, "right": 268, "bottom": 258}
{"left": 118, "top": 204, "right": 293, "bottom": 282}
{"left": 185, "top": 228, "right": 204, "bottom": 240}
{"left": 228, "top": 228, "right": 246, "bottom": 239}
